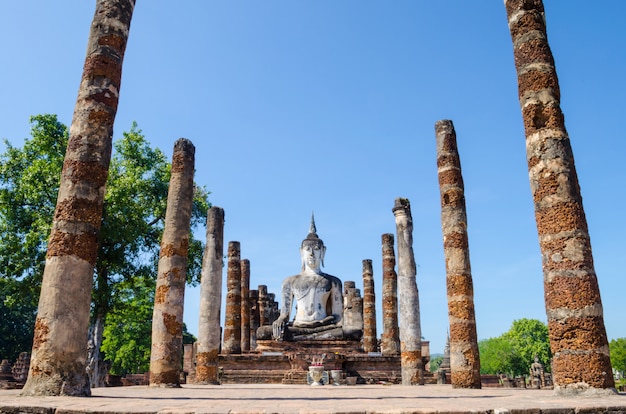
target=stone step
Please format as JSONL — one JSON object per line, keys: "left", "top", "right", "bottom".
{"left": 220, "top": 369, "right": 285, "bottom": 384}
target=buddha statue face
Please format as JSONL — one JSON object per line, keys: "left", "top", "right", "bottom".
{"left": 300, "top": 239, "right": 325, "bottom": 271}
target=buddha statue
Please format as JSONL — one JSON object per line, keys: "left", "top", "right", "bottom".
{"left": 257, "top": 216, "right": 362, "bottom": 341}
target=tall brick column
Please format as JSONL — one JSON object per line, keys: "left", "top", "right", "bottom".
{"left": 258, "top": 285, "right": 270, "bottom": 328}
{"left": 149, "top": 139, "right": 196, "bottom": 387}
{"left": 196, "top": 206, "right": 225, "bottom": 384}
{"left": 435, "top": 120, "right": 481, "bottom": 389}
{"left": 240, "top": 259, "right": 251, "bottom": 352}
{"left": 504, "top": 0, "right": 614, "bottom": 393}
{"left": 362, "top": 259, "right": 378, "bottom": 353}
{"left": 381, "top": 233, "right": 400, "bottom": 356}
{"left": 249, "top": 289, "right": 260, "bottom": 350}
{"left": 222, "top": 241, "right": 242, "bottom": 355}
{"left": 393, "top": 198, "right": 423, "bottom": 385}
{"left": 20, "top": 0, "right": 136, "bottom": 397}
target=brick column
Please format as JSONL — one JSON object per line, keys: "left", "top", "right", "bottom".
{"left": 505, "top": 0, "right": 614, "bottom": 393}
{"left": 149, "top": 139, "right": 195, "bottom": 387}
{"left": 258, "top": 285, "right": 270, "bottom": 327}
{"left": 362, "top": 259, "right": 378, "bottom": 353}
{"left": 196, "top": 206, "right": 224, "bottom": 384}
{"left": 222, "top": 241, "right": 242, "bottom": 355}
{"left": 20, "top": 0, "right": 136, "bottom": 397}
{"left": 249, "top": 289, "right": 260, "bottom": 350}
{"left": 240, "top": 259, "right": 251, "bottom": 352}
{"left": 393, "top": 198, "right": 423, "bottom": 385}
{"left": 435, "top": 120, "right": 481, "bottom": 389}
{"left": 381, "top": 233, "right": 400, "bottom": 356}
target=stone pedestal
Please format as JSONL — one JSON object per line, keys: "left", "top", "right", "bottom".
{"left": 213, "top": 340, "right": 431, "bottom": 385}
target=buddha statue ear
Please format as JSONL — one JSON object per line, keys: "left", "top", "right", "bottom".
{"left": 320, "top": 245, "right": 326, "bottom": 268}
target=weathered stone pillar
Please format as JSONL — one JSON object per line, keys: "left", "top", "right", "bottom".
{"left": 362, "top": 259, "right": 378, "bottom": 353}
{"left": 392, "top": 198, "right": 423, "bottom": 385}
{"left": 20, "top": 0, "right": 136, "bottom": 397}
{"left": 258, "top": 285, "right": 270, "bottom": 327}
{"left": 343, "top": 281, "right": 364, "bottom": 339}
{"left": 435, "top": 120, "right": 481, "bottom": 389}
{"left": 240, "top": 259, "right": 251, "bottom": 352}
{"left": 195, "top": 206, "right": 225, "bottom": 384}
{"left": 249, "top": 289, "right": 260, "bottom": 350}
{"left": 381, "top": 233, "right": 400, "bottom": 356}
{"left": 222, "top": 241, "right": 242, "bottom": 354}
{"left": 505, "top": 0, "right": 615, "bottom": 393}
{"left": 149, "top": 139, "right": 195, "bottom": 387}
{"left": 268, "top": 293, "right": 279, "bottom": 324}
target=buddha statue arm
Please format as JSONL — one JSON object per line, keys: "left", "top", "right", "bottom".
{"left": 272, "top": 278, "right": 293, "bottom": 340}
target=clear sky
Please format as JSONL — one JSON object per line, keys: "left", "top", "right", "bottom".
{"left": 1, "top": 2, "right": 624, "bottom": 355}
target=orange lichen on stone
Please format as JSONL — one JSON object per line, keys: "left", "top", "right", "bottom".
{"left": 90, "top": 93, "right": 118, "bottom": 110}
{"left": 163, "top": 313, "right": 182, "bottom": 336}
{"left": 83, "top": 54, "right": 122, "bottom": 87}
{"left": 535, "top": 201, "right": 586, "bottom": 235}
{"left": 148, "top": 370, "right": 180, "bottom": 386}
{"left": 98, "top": 34, "right": 126, "bottom": 51}
{"left": 441, "top": 188, "right": 465, "bottom": 208}
{"left": 533, "top": 173, "right": 561, "bottom": 202}
{"left": 527, "top": 155, "right": 541, "bottom": 170}
{"left": 437, "top": 154, "right": 460, "bottom": 169}
{"left": 154, "top": 285, "right": 169, "bottom": 305}
{"left": 160, "top": 239, "right": 190, "bottom": 258}
{"left": 548, "top": 316, "right": 608, "bottom": 352}
{"left": 508, "top": 8, "right": 546, "bottom": 40}
{"left": 552, "top": 352, "right": 614, "bottom": 389}
{"left": 401, "top": 350, "right": 422, "bottom": 365}
{"left": 518, "top": 68, "right": 559, "bottom": 99}
{"left": 450, "top": 322, "right": 478, "bottom": 343}
{"left": 47, "top": 230, "right": 99, "bottom": 264}
{"left": 505, "top": 0, "right": 544, "bottom": 21}
{"left": 522, "top": 103, "right": 564, "bottom": 133}
{"left": 32, "top": 317, "right": 50, "bottom": 350}
{"left": 443, "top": 232, "right": 468, "bottom": 250}
{"left": 54, "top": 197, "right": 103, "bottom": 228}
{"left": 62, "top": 158, "right": 109, "bottom": 184}
{"left": 452, "top": 369, "right": 481, "bottom": 389}
{"left": 171, "top": 151, "right": 189, "bottom": 173}
{"left": 438, "top": 168, "right": 463, "bottom": 187}
{"left": 514, "top": 37, "right": 554, "bottom": 68}
{"left": 447, "top": 274, "right": 473, "bottom": 297}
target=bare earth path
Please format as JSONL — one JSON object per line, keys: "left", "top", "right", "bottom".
{"left": 1, "top": 384, "right": 625, "bottom": 414}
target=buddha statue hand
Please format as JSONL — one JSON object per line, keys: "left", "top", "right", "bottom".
{"left": 272, "top": 315, "right": 288, "bottom": 340}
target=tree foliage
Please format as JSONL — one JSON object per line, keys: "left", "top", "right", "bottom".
{"left": 610, "top": 338, "right": 626, "bottom": 376}
{"left": 479, "top": 336, "right": 523, "bottom": 376}
{"left": 0, "top": 115, "right": 66, "bottom": 361}
{"left": 429, "top": 356, "right": 443, "bottom": 373}
{"left": 0, "top": 114, "right": 209, "bottom": 371}
{"left": 503, "top": 318, "right": 551, "bottom": 372}
{"left": 479, "top": 318, "right": 551, "bottom": 377}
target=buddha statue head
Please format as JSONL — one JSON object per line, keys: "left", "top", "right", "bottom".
{"left": 300, "top": 214, "right": 326, "bottom": 272}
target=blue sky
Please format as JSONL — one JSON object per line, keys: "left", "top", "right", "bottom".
{"left": 1, "top": 2, "right": 624, "bottom": 355}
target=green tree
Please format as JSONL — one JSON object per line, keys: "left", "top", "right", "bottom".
{"left": 478, "top": 319, "right": 551, "bottom": 377}
{"left": 429, "top": 356, "right": 444, "bottom": 373}
{"left": 0, "top": 114, "right": 65, "bottom": 361}
{"left": 503, "top": 318, "right": 551, "bottom": 373}
{"left": 0, "top": 115, "right": 209, "bottom": 380}
{"left": 479, "top": 336, "right": 523, "bottom": 376}
{"left": 610, "top": 338, "right": 626, "bottom": 377}
{"left": 100, "top": 276, "right": 155, "bottom": 375}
